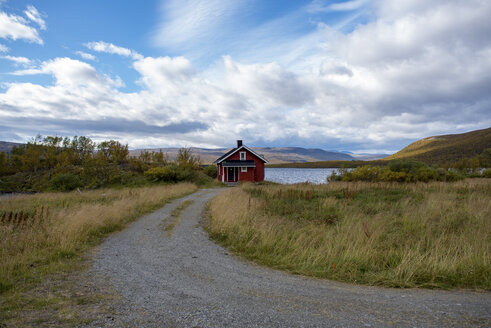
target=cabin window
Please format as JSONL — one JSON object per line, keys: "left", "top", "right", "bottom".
{"left": 240, "top": 152, "right": 246, "bottom": 160}
{"left": 241, "top": 167, "right": 247, "bottom": 172}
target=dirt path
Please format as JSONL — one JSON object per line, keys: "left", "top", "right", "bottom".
{"left": 85, "top": 188, "right": 490, "bottom": 327}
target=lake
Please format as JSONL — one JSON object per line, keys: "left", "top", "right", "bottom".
{"left": 265, "top": 168, "right": 339, "bottom": 184}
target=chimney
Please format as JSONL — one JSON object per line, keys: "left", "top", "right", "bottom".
{"left": 237, "top": 140, "right": 243, "bottom": 148}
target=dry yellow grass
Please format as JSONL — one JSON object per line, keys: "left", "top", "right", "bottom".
{"left": 207, "top": 179, "right": 491, "bottom": 289}
{"left": 0, "top": 183, "right": 197, "bottom": 294}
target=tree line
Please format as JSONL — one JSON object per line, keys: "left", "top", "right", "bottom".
{"left": 0, "top": 135, "right": 218, "bottom": 192}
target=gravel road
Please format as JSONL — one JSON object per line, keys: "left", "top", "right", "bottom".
{"left": 88, "top": 188, "right": 490, "bottom": 327}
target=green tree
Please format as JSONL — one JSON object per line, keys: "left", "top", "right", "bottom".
{"left": 0, "top": 152, "right": 6, "bottom": 174}
{"left": 97, "top": 140, "right": 128, "bottom": 165}
{"left": 71, "top": 136, "right": 95, "bottom": 164}
{"left": 152, "top": 150, "right": 167, "bottom": 164}
{"left": 176, "top": 148, "right": 201, "bottom": 170}
{"left": 138, "top": 150, "right": 152, "bottom": 164}
{"left": 42, "top": 136, "right": 63, "bottom": 178}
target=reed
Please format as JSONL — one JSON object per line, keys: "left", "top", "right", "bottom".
{"left": 206, "top": 179, "right": 491, "bottom": 289}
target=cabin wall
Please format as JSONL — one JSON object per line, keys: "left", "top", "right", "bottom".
{"left": 239, "top": 167, "right": 255, "bottom": 182}
{"left": 255, "top": 160, "right": 265, "bottom": 182}
{"left": 216, "top": 148, "right": 265, "bottom": 182}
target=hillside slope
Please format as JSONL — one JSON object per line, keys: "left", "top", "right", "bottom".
{"left": 385, "top": 127, "right": 491, "bottom": 164}
{"left": 0, "top": 141, "right": 22, "bottom": 153}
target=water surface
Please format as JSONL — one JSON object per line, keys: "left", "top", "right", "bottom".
{"left": 265, "top": 168, "right": 338, "bottom": 184}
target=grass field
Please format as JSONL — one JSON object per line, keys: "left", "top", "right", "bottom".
{"left": 0, "top": 183, "right": 197, "bottom": 296}
{"left": 206, "top": 179, "right": 490, "bottom": 289}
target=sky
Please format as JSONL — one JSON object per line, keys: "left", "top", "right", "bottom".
{"left": 0, "top": 0, "right": 490, "bottom": 153}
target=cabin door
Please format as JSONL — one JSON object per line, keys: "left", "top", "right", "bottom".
{"left": 227, "top": 167, "right": 235, "bottom": 182}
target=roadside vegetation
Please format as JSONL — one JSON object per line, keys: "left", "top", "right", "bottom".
{"left": 207, "top": 179, "right": 490, "bottom": 289}
{"left": 329, "top": 159, "right": 476, "bottom": 182}
{"left": 0, "top": 135, "right": 220, "bottom": 192}
{"left": 0, "top": 183, "right": 197, "bottom": 322}
{"left": 0, "top": 135, "right": 220, "bottom": 324}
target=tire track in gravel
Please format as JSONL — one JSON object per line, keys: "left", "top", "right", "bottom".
{"left": 86, "top": 188, "right": 490, "bottom": 327}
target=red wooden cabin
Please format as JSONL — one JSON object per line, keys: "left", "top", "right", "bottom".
{"left": 214, "top": 140, "right": 268, "bottom": 184}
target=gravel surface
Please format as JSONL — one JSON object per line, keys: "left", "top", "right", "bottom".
{"left": 87, "top": 188, "right": 490, "bottom": 327}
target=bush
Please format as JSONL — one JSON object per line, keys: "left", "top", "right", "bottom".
{"left": 388, "top": 159, "right": 426, "bottom": 173}
{"left": 379, "top": 167, "right": 409, "bottom": 182}
{"left": 335, "top": 160, "right": 465, "bottom": 183}
{"left": 145, "top": 166, "right": 178, "bottom": 182}
{"left": 192, "top": 171, "right": 216, "bottom": 186}
{"left": 50, "top": 173, "right": 82, "bottom": 191}
{"left": 144, "top": 165, "right": 196, "bottom": 183}
{"left": 444, "top": 170, "right": 465, "bottom": 182}
{"left": 203, "top": 165, "right": 218, "bottom": 178}
{"left": 483, "top": 168, "right": 491, "bottom": 178}
{"left": 343, "top": 165, "right": 381, "bottom": 182}
{"left": 414, "top": 166, "right": 440, "bottom": 182}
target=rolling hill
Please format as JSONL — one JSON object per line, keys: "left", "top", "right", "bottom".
{"left": 385, "top": 127, "right": 491, "bottom": 164}
{"left": 0, "top": 141, "right": 22, "bottom": 153}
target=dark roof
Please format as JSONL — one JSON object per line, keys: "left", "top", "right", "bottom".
{"left": 213, "top": 145, "right": 268, "bottom": 164}
{"left": 213, "top": 147, "right": 236, "bottom": 164}
{"left": 222, "top": 160, "right": 256, "bottom": 167}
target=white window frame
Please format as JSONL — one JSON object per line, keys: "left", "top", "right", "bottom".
{"left": 240, "top": 151, "right": 246, "bottom": 161}
{"left": 241, "top": 167, "right": 247, "bottom": 172}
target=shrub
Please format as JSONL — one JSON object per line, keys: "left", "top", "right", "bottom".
{"left": 414, "top": 166, "right": 440, "bottom": 182}
{"left": 50, "top": 173, "right": 82, "bottom": 191}
{"left": 379, "top": 167, "right": 409, "bottom": 182}
{"left": 144, "top": 166, "right": 178, "bottom": 182}
{"left": 445, "top": 170, "right": 465, "bottom": 182}
{"left": 344, "top": 165, "right": 381, "bottom": 182}
{"left": 483, "top": 168, "right": 491, "bottom": 178}
{"left": 203, "top": 165, "right": 218, "bottom": 178}
{"left": 389, "top": 159, "right": 426, "bottom": 173}
{"left": 335, "top": 160, "right": 464, "bottom": 183}
{"left": 144, "top": 165, "right": 196, "bottom": 183}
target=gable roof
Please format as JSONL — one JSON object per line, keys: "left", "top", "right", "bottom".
{"left": 213, "top": 145, "right": 268, "bottom": 164}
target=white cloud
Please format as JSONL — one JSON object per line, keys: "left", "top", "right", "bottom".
{"left": 0, "top": 8, "right": 43, "bottom": 44}
{"left": 153, "top": 0, "right": 246, "bottom": 49}
{"left": 1, "top": 0, "right": 490, "bottom": 151}
{"left": 307, "top": 0, "right": 370, "bottom": 12}
{"left": 85, "top": 41, "right": 143, "bottom": 60}
{"left": 11, "top": 57, "right": 114, "bottom": 88}
{"left": 24, "top": 5, "right": 46, "bottom": 30}
{"left": 1, "top": 55, "right": 31, "bottom": 65}
{"left": 76, "top": 51, "right": 96, "bottom": 61}
{"left": 133, "top": 56, "right": 194, "bottom": 90}
{"left": 0, "top": 43, "right": 7, "bottom": 52}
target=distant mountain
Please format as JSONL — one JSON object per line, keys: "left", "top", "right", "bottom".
{"left": 0, "top": 141, "right": 22, "bottom": 153}
{"left": 385, "top": 127, "right": 491, "bottom": 164}
{"left": 130, "top": 146, "right": 355, "bottom": 164}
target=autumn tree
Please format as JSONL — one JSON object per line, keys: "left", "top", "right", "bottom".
{"left": 176, "top": 147, "right": 201, "bottom": 170}
{"left": 97, "top": 140, "right": 129, "bottom": 165}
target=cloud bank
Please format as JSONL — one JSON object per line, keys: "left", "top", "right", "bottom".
{"left": 0, "top": 0, "right": 490, "bottom": 152}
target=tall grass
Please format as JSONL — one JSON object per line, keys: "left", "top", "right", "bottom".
{"left": 0, "top": 183, "right": 197, "bottom": 294}
{"left": 206, "top": 180, "right": 490, "bottom": 289}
